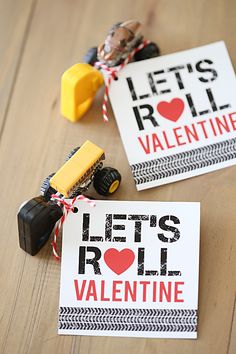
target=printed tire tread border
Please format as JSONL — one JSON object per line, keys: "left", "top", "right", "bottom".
{"left": 131, "top": 138, "right": 236, "bottom": 184}
{"left": 58, "top": 307, "right": 197, "bottom": 332}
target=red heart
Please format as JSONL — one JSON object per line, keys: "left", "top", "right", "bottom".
{"left": 104, "top": 248, "right": 135, "bottom": 275}
{"left": 157, "top": 98, "right": 184, "bottom": 122}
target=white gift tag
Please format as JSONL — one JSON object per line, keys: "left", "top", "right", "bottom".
{"left": 58, "top": 200, "right": 200, "bottom": 338}
{"left": 108, "top": 41, "right": 236, "bottom": 190}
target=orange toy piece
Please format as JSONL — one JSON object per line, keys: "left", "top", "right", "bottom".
{"left": 61, "top": 63, "right": 104, "bottom": 122}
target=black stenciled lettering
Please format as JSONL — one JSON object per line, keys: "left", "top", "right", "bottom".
{"left": 196, "top": 59, "right": 218, "bottom": 82}
{"left": 148, "top": 73, "right": 158, "bottom": 95}
{"left": 187, "top": 63, "right": 193, "bottom": 73}
{"left": 137, "top": 247, "right": 145, "bottom": 275}
{"left": 139, "top": 93, "right": 151, "bottom": 99}
{"left": 168, "top": 65, "right": 185, "bottom": 72}
{"left": 151, "top": 70, "right": 171, "bottom": 94}
{"left": 78, "top": 246, "right": 101, "bottom": 274}
{"left": 113, "top": 214, "right": 127, "bottom": 219}
{"left": 168, "top": 65, "right": 185, "bottom": 90}
{"left": 206, "top": 88, "right": 218, "bottom": 112}
{"left": 199, "top": 109, "right": 210, "bottom": 115}
{"left": 150, "top": 215, "right": 157, "bottom": 227}
{"left": 168, "top": 269, "right": 182, "bottom": 276}
{"left": 206, "top": 88, "right": 231, "bottom": 112}
{"left": 174, "top": 72, "right": 184, "bottom": 89}
{"left": 133, "top": 105, "right": 159, "bottom": 131}
{"left": 134, "top": 221, "right": 142, "bottom": 242}
{"left": 186, "top": 93, "right": 198, "bottom": 117}
{"left": 219, "top": 104, "right": 231, "bottom": 110}
{"left": 158, "top": 215, "right": 180, "bottom": 243}
{"left": 128, "top": 214, "right": 149, "bottom": 242}
{"left": 113, "top": 237, "right": 126, "bottom": 242}
{"left": 82, "top": 213, "right": 90, "bottom": 241}
{"left": 113, "top": 225, "right": 125, "bottom": 230}
{"left": 82, "top": 213, "right": 103, "bottom": 242}
{"left": 160, "top": 247, "right": 167, "bottom": 275}
{"left": 128, "top": 215, "right": 149, "bottom": 220}
{"left": 160, "top": 248, "right": 181, "bottom": 276}
{"left": 145, "top": 270, "right": 159, "bottom": 275}
{"left": 112, "top": 214, "right": 126, "bottom": 242}
{"left": 105, "top": 214, "right": 112, "bottom": 241}
{"left": 126, "top": 77, "right": 138, "bottom": 101}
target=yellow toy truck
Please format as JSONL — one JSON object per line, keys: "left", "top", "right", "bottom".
{"left": 18, "top": 140, "right": 121, "bottom": 255}
{"left": 41, "top": 140, "right": 121, "bottom": 199}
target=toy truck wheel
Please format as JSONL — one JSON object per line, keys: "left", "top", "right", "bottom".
{"left": 93, "top": 167, "right": 121, "bottom": 196}
{"left": 40, "top": 173, "right": 57, "bottom": 201}
{"left": 134, "top": 42, "right": 160, "bottom": 61}
{"left": 66, "top": 146, "right": 80, "bottom": 161}
{"left": 82, "top": 47, "right": 98, "bottom": 66}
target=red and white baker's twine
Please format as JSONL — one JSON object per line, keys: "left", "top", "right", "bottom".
{"left": 49, "top": 41, "right": 150, "bottom": 259}
{"left": 50, "top": 194, "right": 95, "bottom": 260}
{"left": 95, "top": 40, "right": 150, "bottom": 122}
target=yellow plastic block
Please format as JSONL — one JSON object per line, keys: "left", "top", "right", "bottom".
{"left": 61, "top": 63, "right": 104, "bottom": 122}
{"left": 50, "top": 141, "right": 105, "bottom": 197}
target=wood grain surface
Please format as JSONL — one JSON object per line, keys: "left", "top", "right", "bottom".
{"left": 0, "top": 0, "right": 235, "bottom": 353}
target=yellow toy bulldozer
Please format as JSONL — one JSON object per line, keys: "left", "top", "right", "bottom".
{"left": 60, "top": 21, "right": 160, "bottom": 122}
{"left": 61, "top": 63, "right": 104, "bottom": 122}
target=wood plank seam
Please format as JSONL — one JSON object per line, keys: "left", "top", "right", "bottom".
{"left": 0, "top": 0, "right": 38, "bottom": 145}
{"left": 23, "top": 258, "right": 50, "bottom": 354}
{"left": 0, "top": 1, "right": 38, "bottom": 353}
{"left": 0, "top": 256, "right": 27, "bottom": 354}
{"left": 227, "top": 294, "right": 236, "bottom": 354}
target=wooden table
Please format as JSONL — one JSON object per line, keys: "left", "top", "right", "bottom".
{"left": 0, "top": 0, "right": 235, "bottom": 353}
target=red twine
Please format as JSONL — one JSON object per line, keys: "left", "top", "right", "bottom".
{"left": 95, "top": 39, "right": 150, "bottom": 122}
{"left": 51, "top": 194, "right": 95, "bottom": 260}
